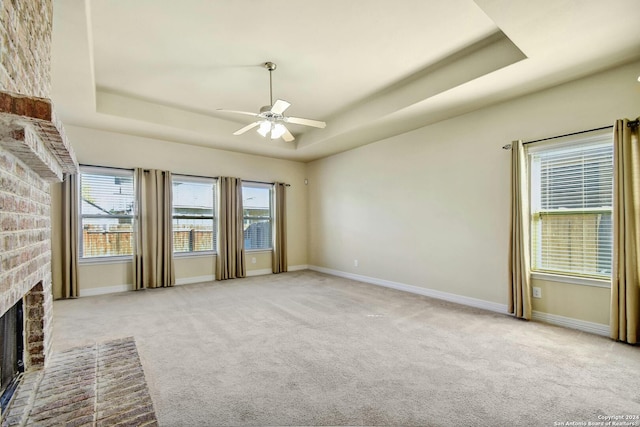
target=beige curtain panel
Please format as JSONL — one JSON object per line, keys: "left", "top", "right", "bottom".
{"left": 509, "top": 140, "right": 532, "bottom": 320}
{"left": 133, "top": 168, "right": 145, "bottom": 290}
{"left": 216, "top": 177, "right": 246, "bottom": 280}
{"left": 611, "top": 118, "right": 640, "bottom": 344}
{"left": 133, "top": 169, "right": 175, "bottom": 289}
{"left": 61, "top": 173, "right": 79, "bottom": 298}
{"left": 272, "top": 183, "right": 288, "bottom": 274}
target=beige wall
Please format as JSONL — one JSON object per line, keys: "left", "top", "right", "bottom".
{"left": 531, "top": 280, "right": 610, "bottom": 325}
{"left": 245, "top": 251, "right": 273, "bottom": 272}
{"left": 78, "top": 261, "right": 133, "bottom": 291}
{"left": 51, "top": 126, "right": 308, "bottom": 297}
{"left": 174, "top": 256, "right": 214, "bottom": 284}
{"left": 173, "top": 251, "right": 273, "bottom": 284}
{"left": 307, "top": 59, "right": 640, "bottom": 325}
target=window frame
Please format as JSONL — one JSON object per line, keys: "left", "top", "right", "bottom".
{"left": 79, "top": 165, "right": 135, "bottom": 263}
{"left": 527, "top": 132, "right": 613, "bottom": 287}
{"left": 242, "top": 182, "right": 274, "bottom": 252}
{"left": 172, "top": 174, "right": 217, "bottom": 257}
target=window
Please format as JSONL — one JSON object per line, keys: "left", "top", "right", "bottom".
{"left": 242, "top": 183, "right": 272, "bottom": 250}
{"left": 172, "top": 176, "right": 216, "bottom": 254}
{"left": 529, "top": 134, "right": 613, "bottom": 280}
{"left": 80, "top": 167, "right": 135, "bottom": 258}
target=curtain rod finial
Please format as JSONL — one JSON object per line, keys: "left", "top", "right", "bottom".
{"left": 503, "top": 143, "right": 512, "bottom": 150}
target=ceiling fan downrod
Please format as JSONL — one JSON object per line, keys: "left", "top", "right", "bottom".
{"left": 264, "top": 62, "right": 276, "bottom": 107}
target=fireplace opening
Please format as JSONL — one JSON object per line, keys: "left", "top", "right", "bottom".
{"left": 0, "top": 299, "right": 24, "bottom": 412}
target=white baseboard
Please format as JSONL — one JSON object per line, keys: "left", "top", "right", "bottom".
{"left": 308, "top": 265, "right": 508, "bottom": 314}
{"left": 532, "top": 311, "right": 609, "bottom": 337}
{"left": 79, "top": 284, "right": 131, "bottom": 297}
{"left": 246, "top": 265, "right": 309, "bottom": 276}
{"left": 175, "top": 275, "right": 215, "bottom": 285}
{"left": 79, "top": 275, "right": 216, "bottom": 295}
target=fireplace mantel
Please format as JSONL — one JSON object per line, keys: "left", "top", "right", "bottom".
{"left": 0, "top": 91, "right": 77, "bottom": 182}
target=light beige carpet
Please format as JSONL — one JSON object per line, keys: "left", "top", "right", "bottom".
{"left": 52, "top": 271, "right": 640, "bottom": 427}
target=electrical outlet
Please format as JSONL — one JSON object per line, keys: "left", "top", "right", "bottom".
{"left": 251, "top": 257, "right": 256, "bottom": 264}
{"left": 354, "top": 259, "right": 359, "bottom": 267}
{"left": 532, "top": 287, "right": 542, "bottom": 299}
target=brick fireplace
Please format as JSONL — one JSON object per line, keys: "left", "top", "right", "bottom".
{"left": 0, "top": 92, "right": 77, "bottom": 371}
{"left": 0, "top": 0, "right": 77, "bottom": 394}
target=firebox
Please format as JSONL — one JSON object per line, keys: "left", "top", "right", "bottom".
{"left": 0, "top": 299, "right": 24, "bottom": 412}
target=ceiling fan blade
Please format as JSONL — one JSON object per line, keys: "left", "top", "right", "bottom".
{"left": 271, "top": 99, "right": 291, "bottom": 115}
{"left": 281, "top": 126, "right": 295, "bottom": 142}
{"left": 217, "top": 109, "right": 259, "bottom": 118}
{"left": 284, "top": 116, "right": 326, "bottom": 129}
{"left": 233, "top": 121, "right": 260, "bottom": 135}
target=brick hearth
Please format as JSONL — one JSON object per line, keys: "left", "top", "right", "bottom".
{"left": 2, "top": 337, "right": 158, "bottom": 426}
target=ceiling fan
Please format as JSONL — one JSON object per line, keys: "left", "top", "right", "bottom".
{"left": 218, "top": 62, "right": 326, "bottom": 142}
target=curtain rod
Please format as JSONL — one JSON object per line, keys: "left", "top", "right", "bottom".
{"left": 501, "top": 125, "right": 613, "bottom": 150}
{"left": 174, "top": 172, "right": 217, "bottom": 180}
{"left": 79, "top": 165, "right": 291, "bottom": 186}
{"left": 80, "top": 163, "right": 133, "bottom": 171}
{"left": 243, "top": 179, "right": 290, "bottom": 187}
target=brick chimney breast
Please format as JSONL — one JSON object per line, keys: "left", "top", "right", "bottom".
{"left": 0, "top": 0, "right": 77, "bottom": 375}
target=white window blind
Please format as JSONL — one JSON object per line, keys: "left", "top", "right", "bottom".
{"left": 529, "top": 137, "right": 613, "bottom": 279}
{"left": 80, "top": 167, "right": 135, "bottom": 258}
{"left": 242, "top": 183, "right": 273, "bottom": 250}
{"left": 172, "top": 176, "right": 216, "bottom": 254}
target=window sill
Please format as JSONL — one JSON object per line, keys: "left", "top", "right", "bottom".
{"left": 531, "top": 271, "right": 611, "bottom": 288}
{"left": 79, "top": 256, "right": 133, "bottom": 265}
{"left": 245, "top": 249, "right": 272, "bottom": 254}
{"left": 174, "top": 251, "right": 216, "bottom": 259}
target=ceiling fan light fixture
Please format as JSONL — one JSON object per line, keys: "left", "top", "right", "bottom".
{"left": 271, "top": 123, "right": 286, "bottom": 139}
{"left": 219, "top": 61, "right": 326, "bottom": 142}
{"left": 257, "top": 120, "right": 271, "bottom": 137}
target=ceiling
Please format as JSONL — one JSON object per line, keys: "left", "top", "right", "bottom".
{"left": 51, "top": 0, "right": 640, "bottom": 162}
